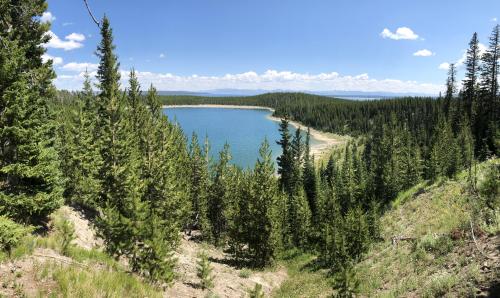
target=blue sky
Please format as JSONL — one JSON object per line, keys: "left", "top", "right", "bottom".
{"left": 44, "top": 0, "right": 499, "bottom": 94}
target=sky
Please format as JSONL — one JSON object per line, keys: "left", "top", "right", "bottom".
{"left": 43, "top": 0, "right": 500, "bottom": 95}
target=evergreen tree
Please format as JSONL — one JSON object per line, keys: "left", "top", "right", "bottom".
{"left": 197, "top": 251, "right": 215, "bottom": 290}
{"left": 477, "top": 25, "right": 500, "bottom": 158}
{"left": 430, "top": 118, "right": 459, "bottom": 179}
{"left": 0, "top": 0, "right": 63, "bottom": 223}
{"left": 291, "top": 126, "right": 304, "bottom": 192}
{"left": 188, "top": 132, "right": 210, "bottom": 234}
{"left": 207, "top": 143, "right": 232, "bottom": 245}
{"left": 277, "top": 118, "right": 294, "bottom": 194}
{"left": 93, "top": 17, "right": 141, "bottom": 258}
{"left": 303, "top": 128, "right": 319, "bottom": 225}
{"left": 444, "top": 63, "right": 457, "bottom": 117}
{"left": 246, "top": 140, "right": 282, "bottom": 267}
{"left": 398, "top": 125, "right": 422, "bottom": 190}
{"left": 61, "top": 72, "right": 102, "bottom": 208}
{"left": 462, "top": 33, "right": 481, "bottom": 121}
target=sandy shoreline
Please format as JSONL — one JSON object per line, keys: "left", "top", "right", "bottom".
{"left": 163, "top": 104, "right": 343, "bottom": 158}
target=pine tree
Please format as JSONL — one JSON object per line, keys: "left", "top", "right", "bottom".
{"left": 61, "top": 72, "right": 102, "bottom": 208}
{"left": 477, "top": 25, "right": 500, "bottom": 158}
{"left": 303, "top": 128, "right": 319, "bottom": 225}
{"left": 249, "top": 283, "right": 265, "bottom": 298}
{"left": 277, "top": 117, "right": 294, "bottom": 194}
{"left": 0, "top": 0, "right": 63, "bottom": 223}
{"left": 291, "top": 127, "right": 304, "bottom": 192}
{"left": 207, "top": 143, "right": 232, "bottom": 245}
{"left": 444, "top": 63, "right": 457, "bottom": 118}
{"left": 188, "top": 132, "right": 210, "bottom": 234}
{"left": 462, "top": 33, "right": 481, "bottom": 121}
{"left": 398, "top": 125, "right": 422, "bottom": 190}
{"left": 246, "top": 140, "right": 282, "bottom": 267}
{"left": 197, "top": 250, "right": 215, "bottom": 290}
{"left": 430, "top": 118, "right": 459, "bottom": 179}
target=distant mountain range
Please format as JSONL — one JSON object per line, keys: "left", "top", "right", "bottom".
{"left": 157, "top": 89, "right": 437, "bottom": 99}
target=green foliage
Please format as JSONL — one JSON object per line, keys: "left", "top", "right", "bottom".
{"left": 249, "top": 283, "right": 265, "bottom": 298}
{"left": 0, "top": 0, "right": 63, "bottom": 224}
{"left": 331, "top": 265, "right": 359, "bottom": 298}
{"left": 0, "top": 216, "right": 33, "bottom": 256}
{"left": 416, "top": 234, "right": 454, "bottom": 257}
{"left": 197, "top": 251, "right": 215, "bottom": 290}
{"left": 227, "top": 140, "right": 283, "bottom": 267}
{"left": 56, "top": 17, "right": 189, "bottom": 286}
{"left": 53, "top": 217, "right": 76, "bottom": 256}
{"left": 47, "top": 263, "right": 162, "bottom": 298}
{"left": 238, "top": 268, "right": 251, "bottom": 278}
{"left": 477, "top": 160, "right": 499, "bottom": 211}
{"left": 58, "top": 72, "right": 102, "bottom": 208}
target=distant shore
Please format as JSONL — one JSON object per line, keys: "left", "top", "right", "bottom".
{"left": 163, "top": 104, "right": 343, "bottom": 158}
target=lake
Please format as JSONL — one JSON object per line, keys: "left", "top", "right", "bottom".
{"left": 163, "top": 107, "right": 319, "bottom": 169}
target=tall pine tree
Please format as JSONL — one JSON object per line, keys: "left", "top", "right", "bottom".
{"left": 0, "top": 0, "right": 63, "bottom": 223}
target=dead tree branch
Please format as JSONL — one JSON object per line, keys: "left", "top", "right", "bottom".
{"left": 83, "top": 0, "right": 101, "bottom": 28}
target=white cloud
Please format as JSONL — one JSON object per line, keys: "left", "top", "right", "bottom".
{"left": 438, "top": 43, "right": 487, "bottom": 71}
{"left": 44, "top": 31, "right": 84, "bottom": 51}
{"left": 492, "top": 17, "right": 498, "bottom": 22}
{"left": 42, "top": 54, "right": 63, "bottom": 65}
{"left": 53, "top": 69, "right": 443, "bottom": 95}
{"left": 456, "top": 43, "right": 487, "bottom": 67}
{"left": 62, "top": 22, "right": 74, "bottom": 26}
{"left": 40, "top": 12, "right": 56, "bottom": 23}
{"left": 65, "top": 33, "right": 85, "bottom": 42}
{"left": 381, "top": 27, "right": 419, "bottom": 40}
{"left": 413, "top": 49, "right": 435, "bottom": 57}
{"left": 159, "top": 53, "right": 165, "bottom": 58}
{"left": 438, "top": 62, "right": 450, "bottom": 70}
{"left": 61, "top": 62, "right": 98, "bottom": 72}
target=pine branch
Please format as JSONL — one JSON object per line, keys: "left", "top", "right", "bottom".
{"left": 83, "top": 0, "right": 101, "bottom": 28}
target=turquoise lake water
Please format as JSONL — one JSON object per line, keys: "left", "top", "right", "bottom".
{"left": 163, "top": 107, "right": 318, "bottom": 169}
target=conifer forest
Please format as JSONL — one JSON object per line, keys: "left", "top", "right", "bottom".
{"left": 0, "top": 1, "right": 499, "bottom": 297}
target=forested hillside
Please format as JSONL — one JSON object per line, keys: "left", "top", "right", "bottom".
{"left": 0, "top": 1, "right": 498, "bottom": 297}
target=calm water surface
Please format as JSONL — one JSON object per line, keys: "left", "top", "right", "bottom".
{"left": 163, "top": 107, "right": 318, "bottom": 169}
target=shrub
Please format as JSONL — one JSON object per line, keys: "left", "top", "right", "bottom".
{"left": 417, "top": 234, "right": 454, "bottom": 257}
{"left": 238, "top": 268, "right": 251, "bottom": 278}
{"left": 197, "top": 251, "right": 215, "bottom": 290}
{"left": 53, "top": 217, "right": 75, "bottom": 256}
{"left": 0, "top": 216, "right": 34, "bottom": 256}
{"left": 249, "top": 283, "right": 265, "bottom": 298}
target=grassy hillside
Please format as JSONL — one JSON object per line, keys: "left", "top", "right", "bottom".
{"left": 272, "top": 158, "right": 499, "bottom": 297}
{"left": 1, "top": 159, "right": 498, "bottom": 297}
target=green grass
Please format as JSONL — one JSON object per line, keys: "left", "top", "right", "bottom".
{"left": 35, "top": 262, "right": 162, "bottom": 298}
{"left": 238, "top": 268, "right": 252, "bottom": 278}
{"left": 272, "top": 250, "right": 332, "bottom": 298}
{"left": 352, "top": 159, "right": 500, "bottom": 297}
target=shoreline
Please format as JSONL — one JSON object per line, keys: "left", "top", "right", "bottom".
{"left": 163, "top": 104, "right": 343, "bottom": 158}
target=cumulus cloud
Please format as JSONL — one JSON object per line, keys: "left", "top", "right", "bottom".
{"left": 44, "top": 31, "right": 84, "bottom": 51}
{"left": 159, "top": 53, "right": 165, "bottom": 58}
{"left": 65, "top": 33, "right": 85, "bottom": 42}
{"left": 492, "top": 17, "right": 498, "bottom": 22}
{"left": 53, "top": 69, "right": 443, "bottom": 95}
{"left": 61, "top": 62, "right": 98, "bottom": 72}
{"left": 380, "top": 27, "right": 419, "bottom": 40}
{"left": 42, "top": 54, "right": 63, "bottom": 65}
{"left": 456, "top": 43, "right": 487, "bottom": 67}
{"left": 413, "top": 49, "right": 435, "bottom": 57}
{"left": 438, "top": 43, "right": 487, "bottom": 71}
{"left": 40, "top": 12, "right": 56, "bottom": 23}
{"left": 438, "top": 62, "right": 450, "bottom": 70}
